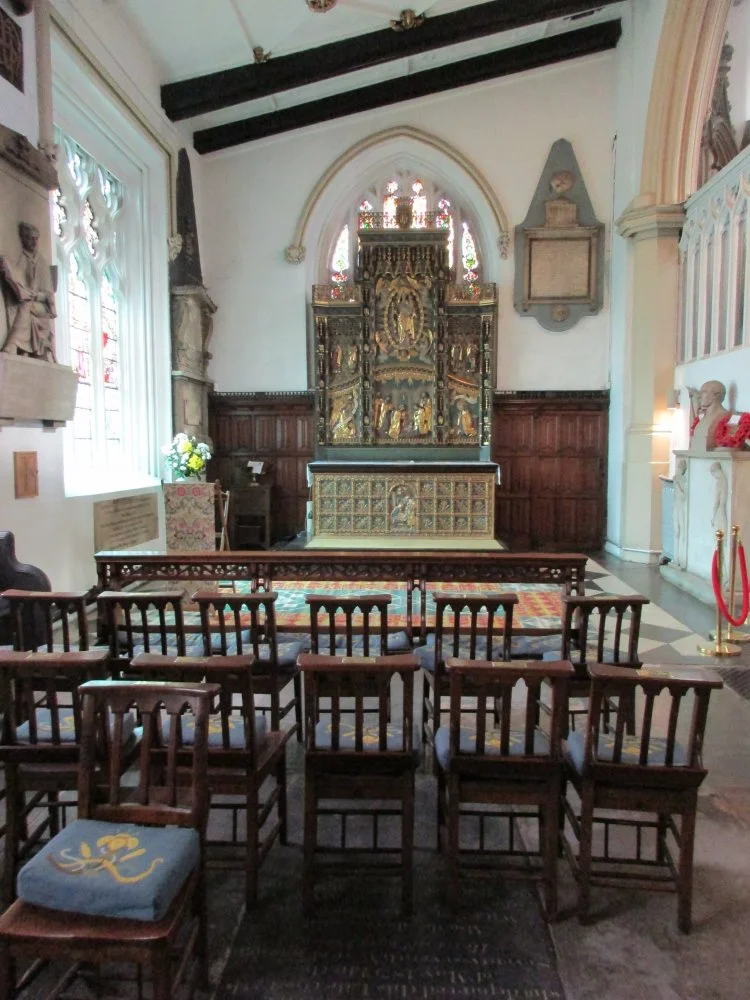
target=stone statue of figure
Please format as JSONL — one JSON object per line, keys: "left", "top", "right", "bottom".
{"left": 710, "top": 461, "right": 728, "bottom": 538}
{"left": 691, "top": 379, "right": 729, "bottom": 451}
{"left": 0, "top": 222, "right": 57, "bottom": 362}
{"left": 673, "top": 458, "right": 688, "bottom": 569}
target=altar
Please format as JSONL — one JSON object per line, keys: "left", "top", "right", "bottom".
{"left": 308, "top": 196, "right": 498, "bottom": 547}
{"left": 309, "top": 461, "right": 498, "bottom": 541}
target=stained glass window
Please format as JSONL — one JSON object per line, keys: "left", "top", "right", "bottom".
{"left": 329, "top": 176, "right": 481, "bottom": 287}
{"left": 383, "top": 180, "right": 398, "bottom": 229}
{"left": 331, "top": 225, "right": 349, "bottom": 285}
{"left": 54, "top": 131, "right": 126, "bottom": 470}
{"left": 462, "top": 223, "right": 479, "bottom": 285}
{"left": 412, "top": 181, "right": 426, "bottom": 228}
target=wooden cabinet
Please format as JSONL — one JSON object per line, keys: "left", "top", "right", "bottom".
{"left": 230, "top": 484, "right": 272, "bottom": 550}
{"left": 491, "top": 392, "right": 608, "bottom": 551}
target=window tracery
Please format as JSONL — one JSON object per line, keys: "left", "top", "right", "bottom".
{"left": 327, "top": 171, "right": 482, "bottom": 287}
{"left": 54, "top": 131, "right": 126, "bottom": 469}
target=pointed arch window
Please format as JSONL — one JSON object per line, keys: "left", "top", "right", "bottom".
{"left": 327, "top": 173, "right": 481, "bottom": 287}
{"left": 54, "top": 132, "right": 126, "bottom": 470}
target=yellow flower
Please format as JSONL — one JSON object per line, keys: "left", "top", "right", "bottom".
{"left": 187, "top": 453, "right": 204, "bottom": 472}
{"left": 179, "top": 440, "right": 193, "bottom": 454}
{"left": 97, "top": 833, "right": 139, "bottom": 853}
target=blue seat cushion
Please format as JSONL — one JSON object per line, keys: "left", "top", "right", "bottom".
{"left": 16, "top": 708, "right": 137, "bottom": 746}
{"left": 565, "top": 729, "right": 688, "bottom": 775}
{"left": 313, "top": 718, "right": 409, "bottom": 751}
{"left": 513, "top": 636, "right": 563, "bottom": 659}
{"left": 17, "top": 817, "right": 200, "bottom": 922}
{"left": 415, "top": 635, "right": 508, "bottom": 671}
{"left": 209, "top": 631, "right": 308, "bottom": 669}
{"left": 434, "top": 725, "right": 550, "bottom": 771}
{"left": 332, "top": 630, "right": 411, "bottom": 654}
{"left": 162, "top": 711, "right": 268, "bottom": 748}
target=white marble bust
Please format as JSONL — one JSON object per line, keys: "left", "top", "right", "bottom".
{"left": 690, "top": 379, "right": 729, "bottom": 452}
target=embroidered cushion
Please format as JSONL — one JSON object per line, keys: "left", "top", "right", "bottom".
{"left": 17, "top": 817, "right": 200, "bottom": 922}
{"left": 16, "top": 708, "right": 137, "bottom": 746}
{"left": 565, "top": 729, "right": 688, "bottom": 775}
{"left": 162, "top": 711, "right": 268, "bottom": 749}
{"left": 313, "top": 719, "right": 411, "bottom": 752}
{"left": 434, "top": 725, "right": 551, "bottom": 771}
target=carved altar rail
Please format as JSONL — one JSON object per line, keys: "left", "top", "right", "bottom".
{"left": 95, "top": 549, "right": 588, "bottom": 643}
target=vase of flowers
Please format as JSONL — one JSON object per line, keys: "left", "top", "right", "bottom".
{"left": 162, "top": 432, "right": 212, "bottom": 481}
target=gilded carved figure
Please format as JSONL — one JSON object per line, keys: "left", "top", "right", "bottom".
{"left": 0, "top": 222, "right": 57, "bottom": 362}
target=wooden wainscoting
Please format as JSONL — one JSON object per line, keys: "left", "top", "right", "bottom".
{"left": 492, "top": 391, "right": 609, "bottom": 551}
{"left": 209, "top": 392, "right": 315, "bottom": 544}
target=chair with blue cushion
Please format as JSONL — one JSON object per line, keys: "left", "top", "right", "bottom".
{"left": 1, "top": 589, "right": 90, "bottom": 652}
{"left": 97, "top": 590, "right": 189, "bottom": 671}
{"left": 435, "top": 657, "right": 573, "bottom": 919}
{"left": 561, "top": 662, "right": 723, "bottom": 933}
{"left": 0, "top": 649, "right": 116, "bottom": 906}
{"left": 128, "top": 652, "right": 289, "bottom": 907}
{"left": 541, "top": 594, "right": 650, "bottom": 734}
{"left": 299, "top": 652, "right": 419, "bottom": 917}
{"left": 417, "top": 592, "right": 519, "bottom": 754}
{"left": 306, "top": 593, "right": 411, "bottom": 729}
{"left": 193, "top": 589, "right": 305, "bottom": 740}
{"left": 0, "top": 679, "right": 217, "bottom": 1000}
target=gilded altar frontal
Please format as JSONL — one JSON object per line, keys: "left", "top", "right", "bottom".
{"left": 311, "top": 470, "right": 495, "bottom": 539}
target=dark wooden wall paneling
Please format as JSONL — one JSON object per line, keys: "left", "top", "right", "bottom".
{"left": 491, "top": 391, "right": 609, "bottom": 551}
{"left": 209, "top": 389, "right": 608, "bottom": 550}
{"left": 209, "top": 392, "right": 315, "bottom": 543}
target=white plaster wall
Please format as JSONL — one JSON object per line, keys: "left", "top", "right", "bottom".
{"left": 606, "top": 0, "right": 668, "bottom": 552}
{"left": 201, "top": 53, "right": 615, "bottom": 393}
{"left": 0, "top": 0, "right": 38, "bottom": 143}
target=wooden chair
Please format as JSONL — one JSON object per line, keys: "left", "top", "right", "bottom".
{"left": 128, "top": 652, "right": 289, "bottom": 907}
{"left": 415, "top": 593, "right": 519, "bottom": 753}
{"left": 436, "top": 657, "right": 573, "bottom": 919}
{"left": 299, "top": 652, "right": 419, "bottom": 917}
{"left": 305, "top": 592, "right": 412, "bottom": 656}
{"left": 193, "top": 590, "right": 304, "bottom": 740}
{"left": 0, "top": 679, "right": 218, "bottom": 1000}
{"left": 97, "top": 589, "right": 189, "bottom": 671}
{"left": 561, "top": 663, "right": 723, "bottom": 933}
{"left": 543, "top": 594, "right": 651, "bottom": 733}
{"left": 0, "top": 649, "right": 113, "bottom": 906}
{"left": 1, "top": 589, "right": 90, "bottom": 651}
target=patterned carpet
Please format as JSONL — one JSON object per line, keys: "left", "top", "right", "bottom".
{"left": 231, "top": 579, "right": 562, "bottom": 630}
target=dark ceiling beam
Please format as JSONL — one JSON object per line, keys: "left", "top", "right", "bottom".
{"left": 162, "top": 0, "right": 622, "bottom": 122}
{"left": 194, "top": 20, "right": 621, "bottom": 155}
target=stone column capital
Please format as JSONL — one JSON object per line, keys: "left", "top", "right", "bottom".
{"left": 616, "top": 201, "right": 686, "bottom": 242}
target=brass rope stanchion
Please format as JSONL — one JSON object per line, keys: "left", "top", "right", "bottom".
{"left": 699, "top": 529, "right": 742, "bottom": 657}
{"left": 725, "top": 525, "right": 750, "bottom": 643}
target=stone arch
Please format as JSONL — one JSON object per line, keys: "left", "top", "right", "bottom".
{"left": 284, "top": 125, "right": 511, "bottom": 287}
{"left": 640, "top": 0, "right": 732, "bottom": 206}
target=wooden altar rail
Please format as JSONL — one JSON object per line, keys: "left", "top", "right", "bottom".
{"left": 95, "top": 549, "right": 588, "bottom": 644}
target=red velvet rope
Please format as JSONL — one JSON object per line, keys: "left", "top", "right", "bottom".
{"left": 712, "top": 542, "right": 750, "bottom": 626}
